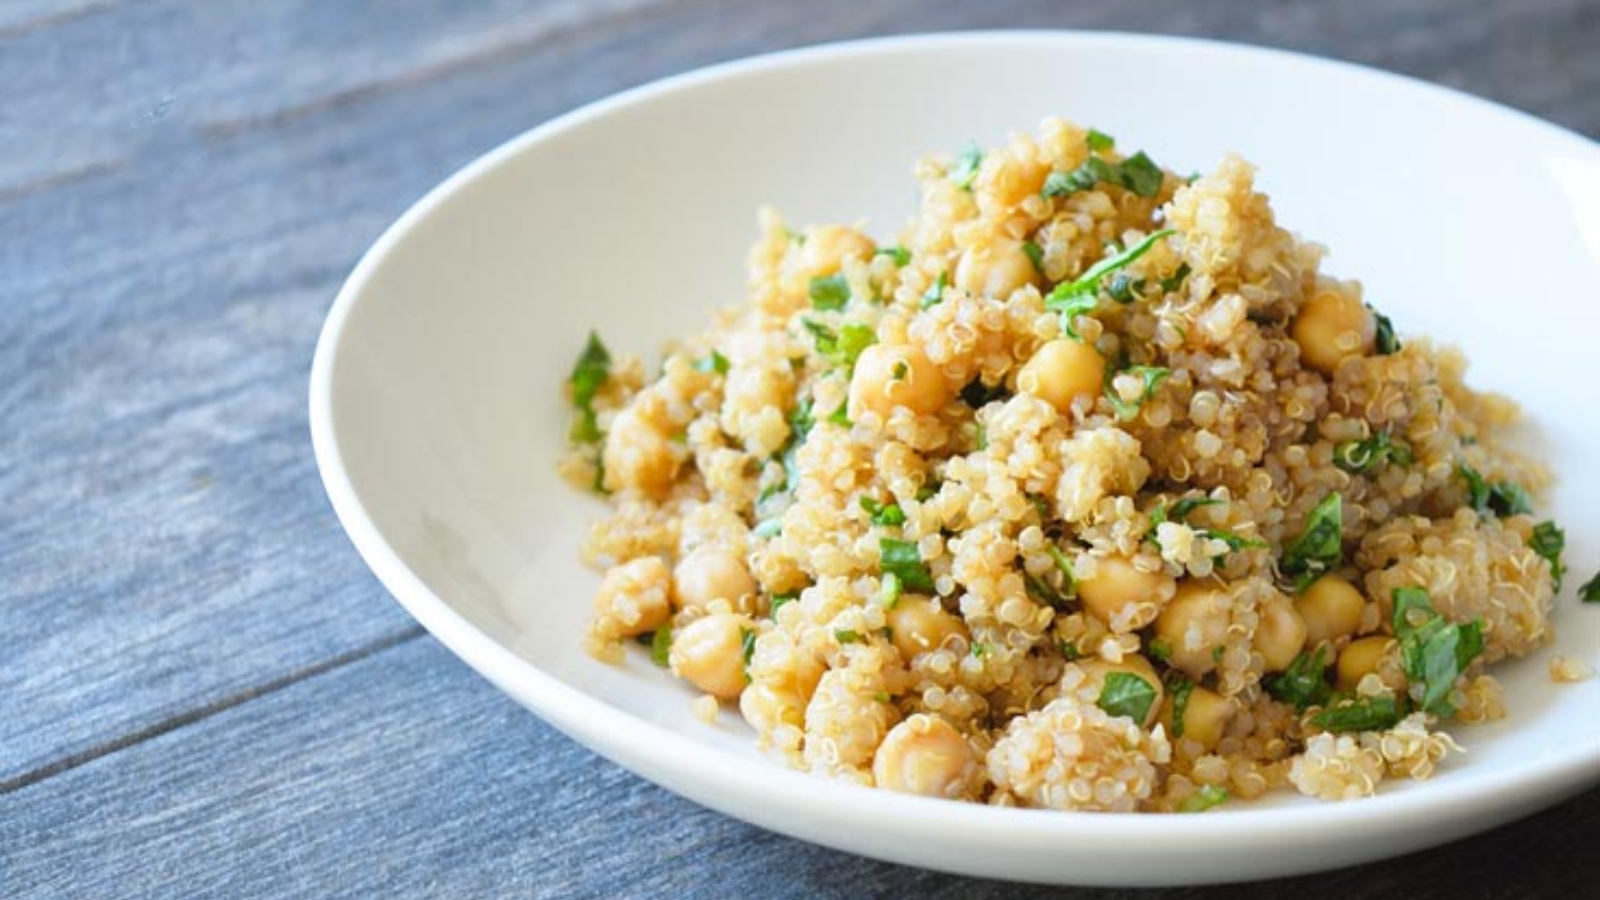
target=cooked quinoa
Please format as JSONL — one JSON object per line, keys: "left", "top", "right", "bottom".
{"left": 559, "top": 117, "right": 1573, "bottom": 812}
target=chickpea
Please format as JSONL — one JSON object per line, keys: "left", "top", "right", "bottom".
{"left": 1255, "top": 593, "right": 1308, "bottom": 673}
{"left": 872, "top": 714, "right": 976, "bottom": 799}
{"left": 1158, "top": 684, "right": 1232, "bottom": 751}
{"left": 1291, "top": 289, "right": 1374, "bottom": 375}
{"left": 673, "top": 545, "right": 756, "bottom": 613}
{"left": 740, "top": 681, "right": 804, "bottom": 734}
{"left": 954, "top": 239, "right": 1036, "bottom": 298}
{"left": 1077, "top": 556, "right": 1175, "bottom": 630}
{"left": 1017, "top": 338, "right": 1105, "bottom": 415}
{"left": 1076, "top": 656, "right": 1164, "bottom": 728}
{"left": 601, "top": 405, "right": 679, "bottom": 498}
{"left": 886, "top": 596, "right": 969, "bottom": 660}
{"left": 1336, "top": 636, "right": 1393, "bottom": 691}
{"left": 669, "top": 612, "right": 752, "bottom": 700}
{"left": 1153, "top": 581, "right": 1231, "bottom": 678}
{"left": 804, "top": 224, "right": 875, "bottom": 275}
{"left": 848, "top": 343, "right": 950, "bottom": 420}
{"left": 1296, "top": 574, "right": 1367, "bottom": 646}
{"left": 590, "top": 556, "right": 672, "bottom": 639}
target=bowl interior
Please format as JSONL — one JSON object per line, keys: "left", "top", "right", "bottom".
{"left": 316, "top": 32, "right": 1600, "bottom": 879}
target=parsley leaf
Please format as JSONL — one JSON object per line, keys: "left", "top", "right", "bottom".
{"left": 950, "top": 144, "right": 983, "bottom": 190}
{"left": 1159, "top": 262, "right": 1192, "bottom": 293}
{"left": 1097, "top": 671, "right": 1157, "bottom": 723}
{"left": 809, "top": 274, "right": 851, "bottom": 310}
{"left": 859, "top": 495, "right": 907, "bottom": 527}
{"left": 1045, "top": 545, "right": 1078, "bottom": 596}
{"left": 1311, "top": 694, "right": 1401, "bottom": 733}
{"left": 1333, "top": 430, "right": 1412, "bottom": 474}
{"left": 1085, "top": 129, "right": 1115, "bottom": 152}
{"left": 568, "top": 330, "right": 612, "bottom": 444}
{"left": 1022, "top": 240, "right": 1045, "bottom": 273}
{"left": 1044, "top": 229, "right": 1175, "bottom": 313}
{"left": 649, "top": 626, "right": 673, "bottom": 667}
{"left": 880, "top": 571, "right": 903, "bottom": 608}
{"left": 1459, "top": 464, "right": 1533, "bottom": 517}
{"left": 1104, "top": 364, "right": 1171, "bottom": 420}
{"left": 1266, "top": 645, "right": 1332, "bottom": 711}
{"left": 693, "top": 349, "right": 731, "bottom": 375}
{"left": 1052, "top": 294, "right": 1100, "bottom": 341}
{"left": 1042, "top": 151, "right": 1165, "bottom": 199}
{"left": 769, "top": 593, "right": 798, "bottom": 619}
{"left": 1168, "top": 674, "right": 1193, "bottom": 737}
{"left": 1281, "top": 492, "right": 1343, "bottom": 591}
{"left": 1178, "top": 784, "right": 1228, "bottom": 813}
{"left": 834, "top": 628, "right": 861, "bottom": 644}
{"left": 920, "top": 271, "right": 948, "bottom": 310}
{"left": 1580, "top": 571, "right": 1600, "bottom": 603}
{"left": 801, "top": 319, "right": 876, "bottom": 368}
{"left": 1392, "top": 586, "right": 1485, "bottom": 716}
{"left": 875, "top": 246, "right": 911, "bottom": 266}
{"left": 1530, "top": 521, "right": 1567, "bottom": 592}
{"left": 880, "top": 537, "right": 936, "bottom": 594}
{"left": 1371, "top": 306, "right": 1401, "bottom": 354}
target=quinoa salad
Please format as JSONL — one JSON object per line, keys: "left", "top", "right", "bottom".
{"left": 558, "top": 118, "right": 1586, "bottom": 812}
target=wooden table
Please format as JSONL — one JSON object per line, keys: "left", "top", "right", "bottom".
{"left": 5, "top": 1, "right": 1597, "bottom": 896}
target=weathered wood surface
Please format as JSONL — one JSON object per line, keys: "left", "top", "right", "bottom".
{"left": 3, "top": 0, "right": 1597, "bottom": 895}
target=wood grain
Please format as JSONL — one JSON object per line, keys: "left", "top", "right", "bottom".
{"left": 3, "top": 0, "right": 1597, "bottom": 894}
{"left": 6, "top": 637, "right": 1598, "bottom": 899}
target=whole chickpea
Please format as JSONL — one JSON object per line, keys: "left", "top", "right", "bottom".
{"left": 1077, "top": 556, "right": 1175, "bottom": 631}
{"left": 872, "top": 714, "right": 977, "bottom": 798}
{"left": 1255, "top": 593, "right": 1308, "bottom": 673}
{"left": 1153, "top": 581, "right": 1231, "bottom": 678}
{"left": 669, "top": 612, "right": 753, "bottom": 700}
{"left": 673, "top": 545, "right": 756, "bottom": 613}
{"left": 1336, "top": 636, "right": 1394, "bottom": 691}
{"left": 1291, "top": 289, "right": 1374, "bottom": 375}
{"left": 848, "top": 343, "right": 950, "bottom": 420}
{"left": 954, "top": 239, "right": 1036, "bottom": 299}
{"left": 1017, "top": 338, "right": 1105, "bottom": 415}
{"left": 804, "top": 224, "right": 875, "bottom": 275}
{"left": 1158, "top": 684, "right": 1233, "bottom": 751}
{"left": 885, "top": 596, "right": 969, "bottom": 660}
{"left": 1296, "top": 574, "right": 1367, "bottom": 645}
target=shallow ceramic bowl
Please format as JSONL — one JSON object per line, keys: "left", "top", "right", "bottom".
{"left": 310, "top": 32, "right": 1600, "bottom": 886}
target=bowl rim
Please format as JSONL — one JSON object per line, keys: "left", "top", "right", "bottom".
{"left": 309, "top": 28, "right": 1600, "bottom": 866}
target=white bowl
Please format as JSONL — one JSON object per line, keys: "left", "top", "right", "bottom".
{"left": 311, "top": 32, "right": 1600, "bottom": 886}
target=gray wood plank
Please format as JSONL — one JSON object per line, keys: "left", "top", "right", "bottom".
{"left": 6, "top": 636, "right": 1597, "bottom": 899}
{"left": 3, "top": 0, "right": 1596, "bottom": 824}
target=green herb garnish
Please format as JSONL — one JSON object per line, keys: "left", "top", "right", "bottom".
{"left": 880, "top": 571, "right": 903, "bottom": 609}
{"left": 1178, "top": 784, "right": 1229, "bottom": 813}
{"left": 1022, "top": 240, "right": 1045, "bottom": 273}
{"left": 1044, "top": 230, "right": 1175, "bottom": 318}
{"left": 920, "top": 271, "right": 949, "bottom": 310}
{"left": 809, "top": 274, "right": 851, "bottom": 311}
{"left": 649, "top": 626, "right": 672, "bottom": 667}
{"left": 1281, "top": 492, "right": 1343, "bottom": 591}
{"left": 1530, "top": 521, "right": 1567, "bottom": 592}
{"left": 1168, "top": 673, "right": 1193, "bottom": 737}
{"left": 752, "top": 518, "right": 782, "bottom": 538}
{"left": 1392, "top": 586, "right": 1485, "bottom": 716}
{"left": 860, "top": 495, "right": 908, "bottom": 527}
{"left": 880, "top": 537, "right": 936, "bottom": 594}
{"left": 951, "top": 144, "right": 983, "bottom": 190}
{"left": 876, "top": 246, "right": 912, "bottom": 266}
{"left": 834, "top": 628, "right": 862, "bottom": 644}
{"left": 1371, "top": 306, "right": 1401, "bottom": 354}
{"left": 1333, "top": 431, "right": 1412, "bottom": 474}
{"left": 1266, "top": 645, "right": 1332, "bottom": 711}
{"left": 1579, "top": 571, "right": 1600, "bottom": 603}
{"left": 1097, "top": 671, "right": 1157, "bottom": 723}
{"left": 568, "top": 330, "right": 612, "bottom": 443}
{"left": 1159, "top": 262, "right": 1192, "bottom": 293}
{"left": 1045, "top": 545, "right": 1078, "bottom": 595}
{"left": 802, "top": 319, "right": 876, "bottom": 368}
{"left": 1043, "top": 151, "right": 1165, "bottom": 199}
{"left": 1086, "top": 129, "right": 1115, "bottom": 152}
{"left": 1104, "top": 364, "right": 1171, "bottom": 420}
{"left": 1052, "top": 294, "right": 1100, "bottom": 341}
{"left": 770, "top": 593, "right": 798, "bottom": 619}
{"left": 1459, "top": 464, "right": 1533, "bottom": 517}
{"left": 693, "top": 349, "right": 731, "bottom": 375}
{"left": 741, "top": 627, "right": 757, "bottom": 674}
{"left": 1311, "top": 694, "right": 1401, "bottom": 733}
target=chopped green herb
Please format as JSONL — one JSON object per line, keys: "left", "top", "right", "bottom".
{"left": 1052, "top": 293, "right": 1100, "bottom": 341}
{"left": 801, "top": 319, "right": 877, "bottom": 368}
{"left": 1097, "top": 671, "right": 1157, "bottom": 723}
{"left": 915, "top": 481, "right": 940, "bottom": 502}
{"left": 1281, "top": 492, "right": 1343, "bottom": 591}
{"left": 1042, "top": 151, "right": 1165, "bottom": 199}
{"left": 1022, "top": 240, "right": 1045, "bottom": 273}
{"left": 1106, "top": 272, "right": 1146, "bottom": 304}
{"left": 1393, "top": 586, "right": 1485, "bottom": 716}
{"left": 1530, "top": 521, "right": 1566, "bottom": 592}
{"left": 875, "top": 245, "right": 912, "bottom": 266}
{"left": 1579, "top": 571, "right": 1600, "bottom": 603}
{"left": 1024, "top": 573, "right": 1069, "bottom": 608}
{"left": 1045, "top": 545, "right": 1078, "bottom": 596}
{"left": 1459, "top": 464, "right": 1533, "bottom": 517}
{"left": 834, "top": 628, "right": 862, "bottom": 644}
{"left": 693, "top": 349, "right": 731, "bottom": 375}
{"left": 648, "top": 626, "right": 673, "bottom": 667}
{"left": 1178, "top": 784, "right": 1229, "bottom": 813}
{"left": 1371, "top": 306, "right": 1401, "bottom": 354}
{"left": 951, "top": 144, "right": 983, "bottom": 190}
{"left": 1311, "top": 695, "right": 1401, "bottom": 733}
{"left": 1085, "top": 129, "right": 1115, "bottom": 152}
{"left": 740, "top": 627, "right": 757, "bottom": 675}
{"left": 970, "top": 641, "right": 990, "bottom": 658}
{"left": 827, "top": 402, "right": 851, "bottom": 427}
{"left": 809, "top": 274, "right": 851, "bottom": 311}
{"left": 752, "top": 518, "right": 782, "bottom": 538}
{"left": 1333, "top": 430, "right": 1412, "bottom": 474}
{"left": 568, "top": 330, "right": 612, "bottom": 443}
{"left": 1159, "top": 262, "right": 1192, "bottom": 293}
{"left": 920, "top": 271, "right": 948, "bottom": 310}
{"left": 1459, "top": 464, "right": 1491, "bottom": 512}
{"left": 1059, "top": 640, "right": 1083, "bottom": 661}
{"left": 1104, "top": 364, "right": 1171, "bottom": 420}
{"left": 1266, "top": 645, "right": 1332, "bottom": 711}
{"left": 1148, "top": 638, "right": 1173, "bottom": 663}
{"left": 590, "top": 453, "right": 609, "bottom": 495}
{"left": 880, "top": 537, "right": 936, "bottom": 594}
{"left": 770, "top": 593, "right": 798, "bottom": 619}
{"left": 1212, "top": 646, "right": 1225, "bottom": 663}
{"left": 874, "top": 691, "right": 892, "bottom": 703}
{"left": 890, "top": 360, "right": 909, "bottom": 382}
{"left": 859, "top": 496, "right": 908, "bottom": 527}
{"left": 1168, "top": 674, "right": 1193, "bottom": 737}
{"left": 1171, "top": 497, "right": 1223, "bottom": 521}
{"left": 880, "top": 571, "right": 903, "bottom": 608}
{"left": 1045, "top": 230, "right": 1175, "bottom": 316}
{"left": 959, "top": 378, "right": 1010, "bottom": 408}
